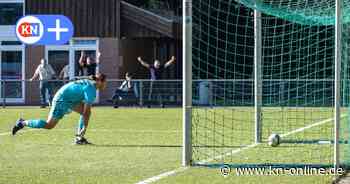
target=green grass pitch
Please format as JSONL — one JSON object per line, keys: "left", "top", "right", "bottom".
{"left": 0, "top": 107, "right": 344, "bottom": 183}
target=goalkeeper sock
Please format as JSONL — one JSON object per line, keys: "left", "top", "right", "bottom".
{"left": 26, "top": 119, "right": 47, "bottom": 128}
{"left": 77, "top": 116, "right": 84, "bottom": 135}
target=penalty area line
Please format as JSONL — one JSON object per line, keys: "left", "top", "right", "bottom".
{"left": 135, "top": 167, "right": 189, "bottom": 184}
{"left": 135, "top": 115, "right": 346, "bottom": 184}
{"left": 280, "top": 114, "right": 346, "bottom": 138}
{"left": 134, "top": 144, "right": 259, "bottom": 184}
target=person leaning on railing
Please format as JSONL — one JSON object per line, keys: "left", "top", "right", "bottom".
{"left": 108, "top": 72, "right": 136, "bottom": 108}
{"left": 137, "top": 56, "right": 175, "bottom": 107}
{"left": 30, "top": 58, "right": 56, "bottom": 108}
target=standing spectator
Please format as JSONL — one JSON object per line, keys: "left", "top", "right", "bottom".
{"left": 137, "top": 56, "right": 175, "bottom": 107}
{"left": 78, "top": 51, "right": 101, "bottom": 76}
{"left": 77, "top": 52, "right": 87, "bottom": 76}
{"left": 30, "top": 58, "right": 56, "bottom": 108}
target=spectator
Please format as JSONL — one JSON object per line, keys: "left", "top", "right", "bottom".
{"left": 77, "top": 52, "right": 86, "bottom": 76}
{"left": 137, "top": 56, "right": 175, "bottom": 107}
{"left": 109, "top": 72, "right": 135, "bottom": 108}
{"left": 59, "top": 64, "right": 70, "bottom": 82}
{"left": 78, "top": 51, "right": 101, "bottom": 76}
{"left": 30, "top": 58, "right": 56, "bottom": 108}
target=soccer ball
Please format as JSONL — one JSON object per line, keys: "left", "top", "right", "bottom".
{"left": 268, "top": 134, "right": 281, "bottom": 147}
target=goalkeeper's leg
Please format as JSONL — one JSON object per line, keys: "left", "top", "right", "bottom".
{"left": 12, "top": 103, "right": 63, "bottom": 135}
{"left": 12, "top": 118, "right": 59, "bottom": 135}
{"left": 73, "top": 103, "right": 91, "bottom": 145}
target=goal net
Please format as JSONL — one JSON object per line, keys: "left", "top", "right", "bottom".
{"left": 191, "top": 0, "right": 350, "bottom": 169}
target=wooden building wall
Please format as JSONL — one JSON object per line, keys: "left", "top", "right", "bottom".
{"left": 25, "top": 0, "right": 120, "bottom": 38}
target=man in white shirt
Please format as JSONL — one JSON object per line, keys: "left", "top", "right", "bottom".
{"left": 30, "top": 59, "right": 56, "bottom": 108}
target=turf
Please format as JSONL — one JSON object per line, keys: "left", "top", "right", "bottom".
{"left": 192, "top": 107, "right": 339, "bottom": 165}
{"left": 0, "top": 107, "right": 344, "bottom": 184}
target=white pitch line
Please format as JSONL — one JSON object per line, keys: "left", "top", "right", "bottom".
{"left": 197, "top": 143, "right": 259, "bottom": 164}
{"left": 135, "top": 167, "right": 189, "bottom": 184}
{"left": 280, "top": 115, "right": 346, "bottom": 138}
{"left": 135, "top": 114, "right": 347, "bottom": 184}
{"left": 134, "top": 144, "right": 259, "bottom": 184}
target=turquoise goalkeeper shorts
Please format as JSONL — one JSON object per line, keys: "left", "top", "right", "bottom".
{"left": 49, "top": 99, "right": 74, "bottom": 120}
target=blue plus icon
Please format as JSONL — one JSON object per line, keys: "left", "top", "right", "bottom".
{"left": 47, "top": 19, "right": 69, "bottom": 41}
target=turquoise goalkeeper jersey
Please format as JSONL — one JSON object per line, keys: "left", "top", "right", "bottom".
{"left": 49, "top": 79, "right": 96, "bottom": 120}
{"left": 54, "top": 79, "right": 97, "bottom": 106}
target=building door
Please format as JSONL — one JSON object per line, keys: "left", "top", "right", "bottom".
{"left": 71, "top": 39, "right": 99, "bottom": 103}
{"left": 71, "top": 39, "right": 98, "bottom": 77}
{"left": 74, "top": 50, "right": 97, "bottom": 76}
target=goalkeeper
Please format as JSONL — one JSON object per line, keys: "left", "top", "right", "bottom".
{"left": 11, "top": 73, "right": 107, "bottom": 145}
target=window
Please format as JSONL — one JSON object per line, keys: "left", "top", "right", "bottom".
{"left": 1, "top": 51, "right": 22, "bottom": 98}
{"left": 1, "top": 51, "right": 22, "bottom": 80}
{"left": 0, "top": 3, "right": 23, "bottom": 25}
{"left": 48, "top": 50, "right": 69, "bottom": 79}
{"left": 48, "top": 50, "right": 69, "bottom": 91}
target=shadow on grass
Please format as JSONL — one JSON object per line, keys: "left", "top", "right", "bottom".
{"left": 91, "top": 145, "right": 245, "bottom": 148}
{"left": 91, "top": 144, "right": 182, "bottom": 148}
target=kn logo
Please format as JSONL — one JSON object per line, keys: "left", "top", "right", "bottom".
{"left": 16, "top": 16, "right": 43, "bottom": 44}
{"left": 16, "top": 15, "right": 74, "bottom": 45}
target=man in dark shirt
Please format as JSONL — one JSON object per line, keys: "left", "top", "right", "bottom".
{"left": 78, "top": 51, "right": 101, "bottom": 76}
{"left": 149, "top": 63, "right": 164, "bottom": 80}
{"left": 137, "top": 56, "right": 176, "bottom": 107}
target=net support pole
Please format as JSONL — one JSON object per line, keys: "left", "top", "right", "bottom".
{"left": 183, "top": 0, "right": 192, "bottom": 166}
{"left": 254, "top": 9, "right": 262, "bottom": 143}
{"left": 334, "top": 0, "right": 342, "bottom": 170}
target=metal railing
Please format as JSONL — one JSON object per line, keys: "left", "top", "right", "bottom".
{"left": 0, "top": 79, "right": 348, "bottom": 107}
{"left": 0, "top": 79, "right": 183, "bottom": 107}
